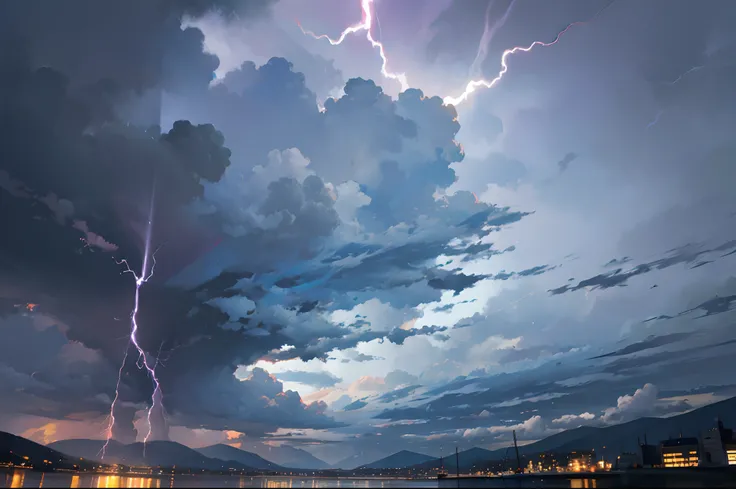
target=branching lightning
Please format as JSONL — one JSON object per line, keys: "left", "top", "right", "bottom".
{"left": 646, "top": 110, "right": 663, "bottom": 130}
{"left": 666, "top": 65, "right": 703, "bottom": 86}
{"left": 300, "top": 0, "right": 615, "bottom": 107}
{"left": 468, "top": 0, "right": 518, "bottom": 79}
{"left": 101, "top": 192, "right": 162, "bottom": 459}
{"left": 298, "top": 0, "right": 409, "bottom": 93}
{"left": 647, "top": 65, "right": 705, "bottom": 129}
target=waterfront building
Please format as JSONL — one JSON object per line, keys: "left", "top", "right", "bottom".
{"left": 615, "top": 452, "right": 639, "bottom": 470}
{"left": 726, "top": 443, "right": 736, "bottom": 466}
{"left": 638, "top": 435, "right": 661, "bottom": 467}
{"left": 567, "top": 450, "right": 596, "bottom": 472}
{"left": 699, "top": 419, "right": 735, "bottom": 467}
{"left": 700, "top": 428, "right": 728, "bottom": 466}
{"left": 661, "top": 437, "right": 699, "bottom": 467}
{"left": 530, "top": 452, "right": 559, "bottom": 472}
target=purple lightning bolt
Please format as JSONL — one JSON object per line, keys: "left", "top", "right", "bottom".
{"left": 101, "top": 192, "right": 162, "bottom": 458}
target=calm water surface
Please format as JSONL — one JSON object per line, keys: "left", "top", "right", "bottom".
{"left": 7, "top": 471, "right": 728, "bottom": 488}
{"left": 2, "top": 471, "right": 437, "bottom": 488}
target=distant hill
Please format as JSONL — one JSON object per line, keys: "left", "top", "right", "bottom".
{"left": 413, "top": 447, "right": 497, "bottom": 472}
{"left": 196, "top": 444, "right": 282, "bottom": 470}
{"left": 412, "top": 396, "right": 736, "bottom": 471}
{"left": 48, "top": 439, "right": 121, "bottom": 463}
{"left": 331, "top": 453, "right": 364, "bottom": 470}
{"left": 49, "top": 439, "right": 254, "bottom": 471}
{"left": 359, "top": 450, "right": 435, "bottom": 469}
{"left": 236, "top": 442, "right": 329, "bottom": 470}
{"left": 0, "top": 431, "right": 99, "bottom": 471}
{"left": 331, "top": 449, "right": 387, "bottom": 470}
{"left": 514, "top": 395, "right": 736, "bottom": 460}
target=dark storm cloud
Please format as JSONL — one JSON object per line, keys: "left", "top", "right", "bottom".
{"left": 604, "top": 257, "right": 631, "bottom": 267}
{"left": 378, "top": 385, "right": 422, "bottom": 404}
{"left": 517, "top": 265, "right": 556, "bottom": 277}
{"left": 589, "top": 333, "right": 693, "bottom": 359}
{"left": 643, "top": 314, "right": 674, "bottom": 323}
{"left": 498, "top": 345, "right": 573, "bottom": 364}
{"left": 1, "top": 40, "right": 536, "bottom": 437}
{"left": 433, "top": 299, "right": 476, "bottom": 313}
{"left": 427, "top": 271, "right": 489, "bottom": 296}
{"left": 642, "top": 293, "right": 736, "bottom": 324}
{"left": 173, "top": 0, "right": 278, "bottom": 19}
{"left": 386, "top": 326, "right": 449, "bottom": 346}
{"left": 276, "top": 370, "right": 342, "bottom": 388}
{"left": 353, "top": 353, "right": 378, "bottom": 362}
{"left": 0, "top": 314, "right": 125, "bottom": 423}
{"left": 0, "top": 0, "right": 276, "bottom": 90}
{"left": 1, "top": 0, "right": 543, "bottom": 444}
{"left": 370, "top": 347, "right": 736, "bottom": 439}
{"left": 549, "top": 240, "right": 736, "bottom": 295}
{"left": 557, "top": 152, "right": 579, "bottom": 173}
{"left": 167, "top": 368, "right": 344, "bottom": 436}
{"left": 0, "top": 28, "right": 343, "bottom": 437}
{"left": 343, "top": 400, "right": 369, "bottom": 412}
{"left": 680, "top": 294, "right": 736, "bottom": 318}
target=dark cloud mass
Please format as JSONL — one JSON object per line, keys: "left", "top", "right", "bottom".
{"left": 0, "top": 0, "right": 537, "bottom": 444}
{"left": 549, "top": 241, "right": 736, "bottom": 295}
{"left": 1, "top": 0, "right": 736, "bottom": 466}
{"left": 557, "top": 152, "right": 578, "bottom": 173}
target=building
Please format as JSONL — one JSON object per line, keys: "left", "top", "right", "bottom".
{"left": 638, "top": 435, "right": 661, "bottom": 467}
{"left": 726, "top": 443, "right": 736, "bottom": 466}
{"left": 567, "top": 450, "right": 596, "bottom": 472}
{"left": 640, "top": 443, "right": 661, "bottom": 467}
{"left": 700, "top": 428, "right": 728, "bottom": 466}
{"left": 661, "top": 437, "right": 699, "bottom": 467}
{"left": 533, "top": 452, "right": 560, "bottom": 472}
{"left": 699, "top": 419, "right": 735, "bottom": 467}
{"left": 615, "top": 452, "right": 639, "bottom": 470}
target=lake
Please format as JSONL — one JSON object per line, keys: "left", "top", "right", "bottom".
{"left": 2, "top": 471, "right": 438, "bottom": 488}
{"left": 6, "top": 470, "right": 735, "bottom": 488}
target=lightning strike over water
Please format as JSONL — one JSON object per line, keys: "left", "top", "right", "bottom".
{"left": 298, "top": 0, "right": 409, "bottom": 93}
{"left": 101, "top": 193, "right": 162, "bottom": 459}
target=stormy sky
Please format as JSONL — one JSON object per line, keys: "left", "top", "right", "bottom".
{"left": 1, "top": 0, "right": 735, "bottom": 468}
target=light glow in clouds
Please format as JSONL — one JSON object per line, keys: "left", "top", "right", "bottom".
{"left": 301, "top": 0, "right": 614, "bottom": 107}
{"left": 102, "top": 193, "right": 163, "bottom": 458}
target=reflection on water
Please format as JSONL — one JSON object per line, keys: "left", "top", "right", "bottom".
{"left": 5, "top": 471, "right": 732, "bottom": 488}
{"left": 4, "top": 471, "right": 434, "bottom": 488}
{"left": 9, "top": 472, "right": 23, "bottom": 489}
{"left": 570, "top": 480, "right": 597, "bottom": 489}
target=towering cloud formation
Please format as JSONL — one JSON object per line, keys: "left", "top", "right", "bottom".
{"left": 0, "top": 0, "right": 531, "bottom": 441}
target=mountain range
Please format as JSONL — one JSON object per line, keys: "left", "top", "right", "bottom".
{"left": 231, "top": 441, "right": 330, "bottom": 470}
{"left": 0, "top": 431, "right": 98, "bottom": 471}
{"left": 196, "top": 444, "right": 282, "bottom": 470}
{"left": 46, "top": 438, "right": 328, "bottom": 471}
{"left": 411, "top": 395, "right": 736, "bottom": 471}
{"left": 357, "top": 450, "right": 435, "bottom": 469}
{"left": 48, "top": 439, "right": 254, "bottom": 471}
{"left": 6, "top": 395, "right": 735, "bottom": 473}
